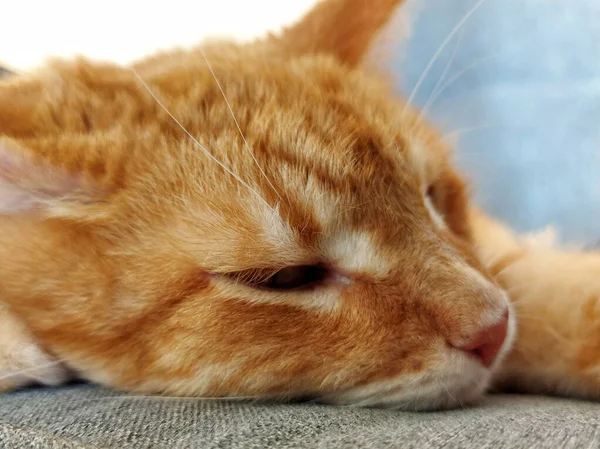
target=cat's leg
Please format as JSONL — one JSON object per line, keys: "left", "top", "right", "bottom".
{"left": 470, "top": 208, "right": 600, "bottom": 399}
{"left": 0, "top": 302, "right": 72, "bottom": 392}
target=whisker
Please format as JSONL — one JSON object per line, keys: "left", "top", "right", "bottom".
{"left": 441, "top": 381, "right": 461, "bottom": 409}
{"left": 422, "top": 53, "right": 501, "bottom": 115}
{"left": 0, "top": 358, "right": 67, "bottom": 381}
{"left": 495, "top": 262, "right": 525, "bottom": 278}
{"left": 421, "top": 28, "right": 464, "bottom": 117}
{"left": 484, "top": 251, "right": 516, "bottom": 272}
{"left": 197, "top": 49, "right": 285, "bottom": 206}
{"left": 74, "top": 394, "right": 265, "bottom": 403}
{"left": 443, "top": 123, "right": 530, "bottom": 141}
{"left": 330, "top": 200, "right": 373, "bottom": 225}
{"left": 347, "top": 393, "right": 387, "bottom": 408}
{"left": 129, "top": 68, "right": 275, "bottom": 213}
{"left": 403, "top": 0, "right": 489, "bottom": 117}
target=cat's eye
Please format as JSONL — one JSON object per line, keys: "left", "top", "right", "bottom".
{"left": 260, "top": 265, "right": 329, "bottom": 290}
{"left": 230, "top": 265, "right": 330, "bottom": 291}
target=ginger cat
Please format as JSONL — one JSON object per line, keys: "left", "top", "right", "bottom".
{"left": 0, "top": 0, "right": 597, "bottom": 410}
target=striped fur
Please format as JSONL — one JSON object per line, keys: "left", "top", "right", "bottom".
{"left": 0, "top": 0, "right": 515, "bottom": 409}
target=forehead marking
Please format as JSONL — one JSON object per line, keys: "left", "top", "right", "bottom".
{"left": 255, "top": 202, "right": 297, "bottom": 251}
{"left": 323, "top": 231, "right": 392, "bottom": 277}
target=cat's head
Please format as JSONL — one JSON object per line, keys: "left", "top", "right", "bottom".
{"left": 0, "top": 0, "right": 514, "bottom": 409}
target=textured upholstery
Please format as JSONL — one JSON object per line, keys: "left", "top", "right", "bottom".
{"left": 1, "top": 384, "right": 599, "bottom": 448}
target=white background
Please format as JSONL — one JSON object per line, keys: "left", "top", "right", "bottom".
{"left": 1, "top": 0, "right": 317, "bottom": 70}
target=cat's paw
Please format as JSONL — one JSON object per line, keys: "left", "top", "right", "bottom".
{"left": 0, "top": 305, "right": 72, "bottom": 392}
{"left": 468, "top": 207, "right": 524, "bottom": 266}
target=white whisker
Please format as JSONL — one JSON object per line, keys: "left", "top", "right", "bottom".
{"left": 77, "top": 394, "right": 265, "bottom": 403}
{"left": 129, "top": 68, "right": 275, "bottom": 213}
{"left": 197, "top": 49, "right": 285, "bottom": 206}
{"left": 496, "top": 263, "right": 524, "bottom": 278}
{"left": 441, "top": 381, "right": 461, "bottom": 409}
{"left": 443, "top": 123, "right": 530, "bottom": 141}
{"left": 483, "top": 251, "right": 512, "bottom": 272}
{"left": 421, "top": 28, "right": 464, "bottom": 117}
{"left": 0, "top": 358, "right": 67, "bottom": 381}
{"left": 422, "top": 53, "right": 500, "bottom": 115}
{"left": 403, "top": 0, "right": 489, "bottom": 116}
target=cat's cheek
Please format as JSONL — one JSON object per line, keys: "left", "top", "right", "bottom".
{"left": 0, "top": 305, "right": 73, "bottom": 392}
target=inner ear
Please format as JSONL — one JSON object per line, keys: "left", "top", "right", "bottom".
{"left": 429, "top": 170, "right": 472, "bottom": 241}
{"left": 277, "top": 0, "right": 406, "bottom": 66}
{"left": 0, "top": 137, "right": 108, "bottom": 220}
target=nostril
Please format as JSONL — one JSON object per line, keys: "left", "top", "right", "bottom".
{"left": 452, "top": 310, "right": 509, "bottom": 368}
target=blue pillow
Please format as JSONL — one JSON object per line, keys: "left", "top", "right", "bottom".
{"left": 395, "top": 0, "right": 600, "bottom": 243}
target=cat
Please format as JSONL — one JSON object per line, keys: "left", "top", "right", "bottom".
{"left": 0, "top": 0, "right": 597, "bottom": 410}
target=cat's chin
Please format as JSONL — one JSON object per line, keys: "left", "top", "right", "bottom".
{"left": 320, "top": 364, "right": 491, "bottom": 411}
{"left": 315, "top": 312, "right": 516, "bottom": 411}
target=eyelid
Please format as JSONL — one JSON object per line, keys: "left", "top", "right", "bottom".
{"left": 222, "top": 264, "right": 343, "bottom": 292}
{"left": 225, "top": 268, "right": 280, "bottom": 285}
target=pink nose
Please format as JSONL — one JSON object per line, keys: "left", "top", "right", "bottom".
{"left": 453, "top": 311, "right": 509, "bottom": 368}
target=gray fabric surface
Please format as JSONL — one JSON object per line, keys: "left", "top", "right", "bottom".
{"left": 1, "top": 384, "right": 599, "bottom": 448}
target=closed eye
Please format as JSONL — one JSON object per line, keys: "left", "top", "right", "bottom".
{"left": 229, "top": 265, "right": 330, "bottom": 291}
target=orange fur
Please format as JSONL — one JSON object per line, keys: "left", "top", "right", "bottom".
{"left": 0, "top": 0, "right": 590, "bottom": 409}
{"left": 470, "top": 209, "right": 600, "bottom": 399}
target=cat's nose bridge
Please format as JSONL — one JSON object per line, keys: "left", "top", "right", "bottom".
{"left": 430, "top": 263, "right": 509, "bottom": 342}
{"left": 384, "top": 243, "right": 510, "bottom": 340}
{"left": 433, "top": 248, "right": 506, "bottom": 305}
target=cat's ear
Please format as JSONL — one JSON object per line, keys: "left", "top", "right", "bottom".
{"left": 0, "top": 138, "right": 109, "bottom": 221}
{"left": 278, "top": 0, "right": 406, "bottom": 66}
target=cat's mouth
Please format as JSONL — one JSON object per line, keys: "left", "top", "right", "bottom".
{"left": 316, "top": 304, "right": 516, "bottom": 411}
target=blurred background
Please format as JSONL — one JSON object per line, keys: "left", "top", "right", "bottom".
{"left": 3, "top": 0, "right": 599, "bottom": 243}
{"left": 397, "top": 0, "right": 600, "bottom": 244}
